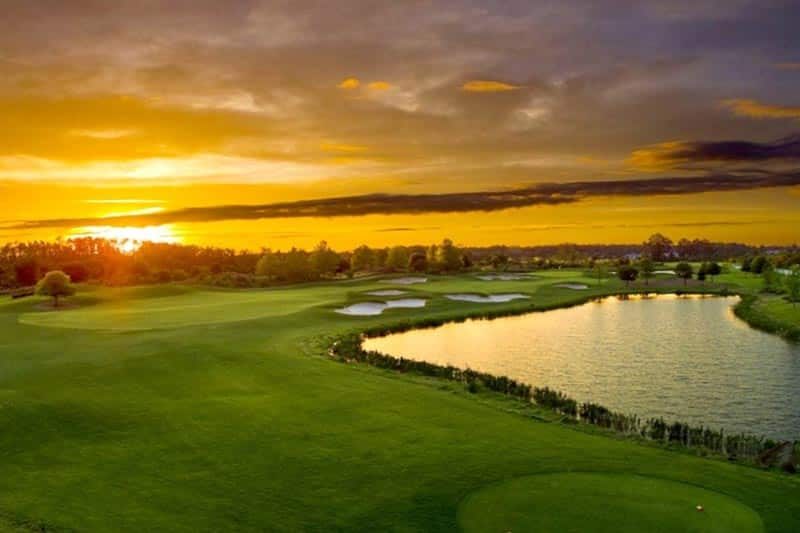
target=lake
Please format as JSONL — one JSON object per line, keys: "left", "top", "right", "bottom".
{"left": 364, "top": 294, "right": 800, "bottom": 440}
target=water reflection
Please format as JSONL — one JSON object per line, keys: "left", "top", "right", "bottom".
{"left": 364, "top": 295, "right": 800, "bottom": 439}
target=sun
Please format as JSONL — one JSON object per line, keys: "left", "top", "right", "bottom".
{"left": 69, "top": 225, "right": 180, "bottom": 253}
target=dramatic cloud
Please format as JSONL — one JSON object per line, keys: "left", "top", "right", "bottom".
{"left": 2, "top": 1, "right": 800, "bottom": 245}
{"left": 722, "top": 99, "right": 800, "bottom": 120}
{"left": 13, "top": 172, "right": 800, "bottom": 230}
{"left": 630, "top": 134, "right": 800, "bottom": 170}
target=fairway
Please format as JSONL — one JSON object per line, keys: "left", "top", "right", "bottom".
{"left": 458, "top": 473, "right": 764, "bottom": 533}
{"left": 1, "top": 270, "right": 799, "bottom": 531}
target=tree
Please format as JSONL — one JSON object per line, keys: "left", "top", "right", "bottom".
{"left": 638, "top": 257, "right": 654, "bottom": 285}
{"left": 14, "top": 258, "right": 40, "bottom": 286}
{"left": 751, "top": 255, "right": 770, "bottom": 275}
{"left": 697, "top": 266, "right": 706, "bottom": 284}
{"left": 386, "top": 246, "right": 409, "bottom": 271}
{"left": 675, "top": 262, "right": 693, "bottom": 286}
{"left": 408, "top": 252, "right": 427, "bottom": 273}
{"left": 255, "top": 250, "right": 277, "bottom": 279}
{"left": 61, "top": 263, "right": 90, "bottom": 283}
{"left": 283, "top": 248, "right": 313, "bottom": 282}
{"left": 490, "top": 254, "right": 509, "bottom": 270}
{"left": 593, "top": 263, "right": 608, "bottom": 286}
{"left": 705, "top": 262, "right": 722, "bottom": 282}
{"left": 642, "top": 233, "right": 673, "bottom": 262}
{"left": 786, "top": 267, "right": 800, "bottom": 308}
{"left": 36, "top": 271, "right": 75, "bottom": 307}
{"left": 351, "top": 245, "right": 375, "bottom": 272}
{"left": 618, "top": 265, "right": 638, "bottom": 287}
{"left": 310, "top": 241, "right": 340, "bottom": 278}
{"left": 436, "top": 238, "right": 462, "bottom": 272}
{"left": 762, "top": 266, "right": 781, "bottom": 293}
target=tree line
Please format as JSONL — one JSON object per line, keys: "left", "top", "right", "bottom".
{"left": 0, "top": 238, "right": 475, "bottom": 289}
{"left": 2, "top": 234, "right": 798, "bottom": 290}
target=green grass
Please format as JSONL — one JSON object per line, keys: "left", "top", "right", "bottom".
{"left": 0, "top": 269, "right": 798, "bottom": 531}
{"left": 458, "top": 473, "right": 764, "bottom": 533}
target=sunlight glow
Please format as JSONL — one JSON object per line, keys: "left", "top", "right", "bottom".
{"left": 69, "top": 225, "right": 180, "bottom": 253}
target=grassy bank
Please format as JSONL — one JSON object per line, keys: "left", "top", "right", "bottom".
{"left": 1, "top": 270, "right": 799, "bottom": 531}
{"left": 734, "top": 294, "right": 800, "bottom": 342}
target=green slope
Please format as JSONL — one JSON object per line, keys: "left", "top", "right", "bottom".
{"left": 0, "top": 271, "right": 798, "bottom": 531}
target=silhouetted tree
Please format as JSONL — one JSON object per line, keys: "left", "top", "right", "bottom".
{"left": 408, "top": 252, "right": 427, "bottom": 273}
{"left": 618, "top": 265, "right": 638, "bottom": 287}
{"left": 642, "top": 233, "right": 673, "bottom": 262}
{"left": 705, "top": 262, "right": 722, "bottom": 281}
{"left": 751, "top": 255, "right": 770, "bottom": 274}
{"left": 675, "top": 262, "right": 693, "bottom": 286}
{"left": 638, "top": 257, "right": 654, "bottom": 285}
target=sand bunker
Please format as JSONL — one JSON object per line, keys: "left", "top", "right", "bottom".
{"left": 554, "top": 283, "right": 589, "bottom": 290}
{"left": 445, "top": 293, "right": 529, "bottom": 303}
{"left": 383, "top": 277, "right": 428, "bottom": 285}
{"left": 654, "top": 270, "right": 676, "bottom": 275}
{"left": 366, "top": 290, "right": 407, "bottom": 296}
{"left": 336, "top": 298, "right": 427, "bottom": 316}
{"left": 476, "top": 273, "right": 528, "bottom": 281}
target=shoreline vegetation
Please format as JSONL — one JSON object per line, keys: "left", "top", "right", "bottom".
{"left": 329, "top": 288, "right": 798, "bottom": 472}
{"left": 734, "top": 294, "right": 800, "bottom": 342}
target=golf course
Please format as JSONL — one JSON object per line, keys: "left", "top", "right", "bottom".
{"left": 2, "top": 269, "right": 799, "bottom": 532}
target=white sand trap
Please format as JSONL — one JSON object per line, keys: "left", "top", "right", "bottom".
{"left": 654, "top": 270, "right": 676, "bottom": 275}
{"left": 554, "top": 283, "right": 589, "bottom": 290}
{"left": 385, "top": 298, "right": 426, "bottom": 309}
{"left": 335, "top": 298, "right": 427, "bottom": 316}
{"left": 476, "top": 274, "right": 527, "bottom": 281}
{"left": 366, "top": 290, "right": 407, "bottom": 296}
{"left": 445, "top": 293, "right": 529, "bottom": 303}
{"left": 383, "top": 277, "right": 427, "bottom": 285}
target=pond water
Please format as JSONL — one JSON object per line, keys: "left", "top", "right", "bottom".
{"left": 364, "top": 294, "right": 800, "bottom": 439}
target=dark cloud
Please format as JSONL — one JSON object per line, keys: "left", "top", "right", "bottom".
{"left": 671, "top": 135, "right": 800, "bottom": 162}
{"left": 630, "top": 134, "right": 800, "bottom": 171}
{"left": 14, "top": 172, "right": 800, "bottom": 229}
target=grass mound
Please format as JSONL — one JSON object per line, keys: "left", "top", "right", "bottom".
{"left": 458, "top": 472, "right": 764, "bottom": 533}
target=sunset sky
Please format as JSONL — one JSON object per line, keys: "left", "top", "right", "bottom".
{"left": 1, "top": 0, "right": 799, "bottom": 250}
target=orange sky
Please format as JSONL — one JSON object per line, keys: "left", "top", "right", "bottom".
{"left": 2, "top": 2, "right": 799, "bottom": 250}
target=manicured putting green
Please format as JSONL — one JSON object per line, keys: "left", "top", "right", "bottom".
{"left": 458, "top": 472, "right": 764, "bottom": 533}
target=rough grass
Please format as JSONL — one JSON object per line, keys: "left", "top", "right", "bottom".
{"left": 0, "top": 269, "right": 799, "bottom": 531}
